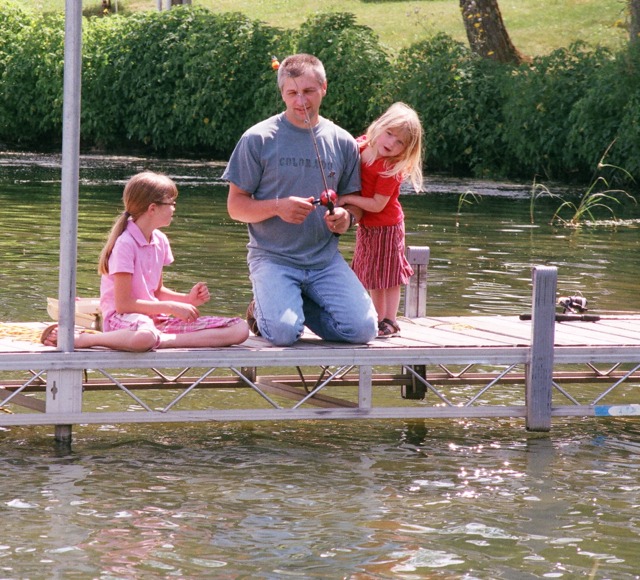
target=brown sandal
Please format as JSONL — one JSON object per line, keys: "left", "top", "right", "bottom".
{"left": 40, "top": 323, "right": 59, "bottom": 346}
{"left": 40, "top": 323, "right": 100, "bottom": 347}
{"left": 377, "top": 318, "right": 400, "bottom": 338}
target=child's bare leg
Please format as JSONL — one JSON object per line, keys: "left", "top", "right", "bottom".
{"left": 370, "top": 286, "right": 402, "bottom": 322}
{"left": 157, "top": 320, "right": 250, "bottom": 349}
{"left": 42, "top": 325, "right": 156, "bottom": 352}
{"left": 76, "top": 328, "right": 157, "bottom": 352}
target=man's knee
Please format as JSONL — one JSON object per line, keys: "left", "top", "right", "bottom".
{"left": 344, "top": 318, "right": 378, "bottom": 344}
{"left": 265, "top": 323, "right": 300, "bottom": 347}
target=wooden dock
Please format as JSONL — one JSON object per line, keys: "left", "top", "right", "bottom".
{"left": 1, "top": 256, "right": 640, "bottom": 441}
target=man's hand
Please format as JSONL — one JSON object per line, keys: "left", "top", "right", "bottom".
{"left": 324, "top": 206, "right": 352, "bottom": 235}
{"left": 276, "top": 196, "right": 315, "bottom": 224}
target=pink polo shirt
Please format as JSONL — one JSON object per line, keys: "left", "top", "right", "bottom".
{"left": 100, "top": 220, "right": 174, "bottom": 331}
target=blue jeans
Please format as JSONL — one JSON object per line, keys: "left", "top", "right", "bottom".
{"left": 249, "top": 253, "right": 378, "bottom": 346}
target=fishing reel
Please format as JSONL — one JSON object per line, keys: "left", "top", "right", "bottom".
{"left": 313, "top": 189, "right": 337, "bottom": 212}
{"left": 558, "top": 295, "right": 588, "bottom": 314}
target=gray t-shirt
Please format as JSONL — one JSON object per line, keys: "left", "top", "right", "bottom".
{"left": 223, "top": 113, "right": 361, "bottom": 269}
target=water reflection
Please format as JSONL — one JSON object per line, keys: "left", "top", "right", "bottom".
{"left": 2, "top": 154, "right": 640, "bottom": 578}
{"left": 1, "top": 153, "right": 640, "bottom": 323}
{"left": 2, "top": 416, "right": 640, "bottom": 577}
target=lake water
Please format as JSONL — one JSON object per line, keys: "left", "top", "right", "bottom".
{"left": 1, "top": 153, "right": 640, "bottom": 579}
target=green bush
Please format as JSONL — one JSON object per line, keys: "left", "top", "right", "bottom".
{"left": 2, "top": 3, "right": 640, "bottom": 186}
{"left": 83, "top": 8, "right": 294, "bottom": 155}
{"left": 501, "top": 43, "right": 610, "bottom": 181}
{"left": 392, "top": 34, "right": 514, "bottom": 176}
{"left": 297, "top": 12, "right": 391, "bottom": 137}
{"left": 0, "top": 3, "right": 29, "bottom": 140}
{"left": 0, "top": 7, "right": 64, "bottom": 147}
{"left": 389, "top": 35, "right": 474, "bottom": 174}
{"left": 0, "top": 1, "right": 31, "bottom": 59}
{"left": 566, "top": 45, "right": 640, "bottom": 182}
{"left": 460, "top": 57, "right": 513, "bottom": 178}
{"left": 82, "top": 14, "right": 129, "bottom": 148}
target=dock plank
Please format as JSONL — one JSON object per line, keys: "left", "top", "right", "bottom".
{"left": 3, "top": 315, "right": 640, "bottom": 354}
{"left": 553, "top": 320, "right": 640, "bottom": 346}
{"left": 401, "top": 317, "right": 521, "bottom": 347}
{"left": 0, "top": 315, "right": 640, "bottom": 425}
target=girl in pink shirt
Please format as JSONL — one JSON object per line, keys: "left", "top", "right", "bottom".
{"left": 339, "top": 103, "right": 424, "bottom": 337}
{"left": 42, "top": 172, "right": 249, "bottom": 350}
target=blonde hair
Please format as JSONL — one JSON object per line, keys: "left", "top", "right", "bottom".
{"left": 277, "top": 53, "right": 326, "bottom": 91}
{"left": 98, "top": 171, "right": 178, "bottom": 275}
{"left": 363, "top": 102, "right": 424, "bottom": 191}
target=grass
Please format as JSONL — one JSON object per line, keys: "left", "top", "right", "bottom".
{"left": 20, "top": 0, "right": 629, "bottom": 57}
{"left": 550, "top": 142, "right": 637, "bottom": 227}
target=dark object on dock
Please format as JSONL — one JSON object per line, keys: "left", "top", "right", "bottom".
{"left": 558, "top": 295, "right": 588, "bottom": 314}
{"left": 519, "top": 313, "right": 600, "bottom": 322}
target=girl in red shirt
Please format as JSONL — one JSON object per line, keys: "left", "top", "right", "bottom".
{"left": 339, "top": 103, "right": 423, "bottom": 337}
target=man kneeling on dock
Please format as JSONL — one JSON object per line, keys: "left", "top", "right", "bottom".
{"left": 224, "top": 53, "right": 377, "bottom": 346}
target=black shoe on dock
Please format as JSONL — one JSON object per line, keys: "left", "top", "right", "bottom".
{"left": 246, "top": 299, "right": 261, "bottom": 337}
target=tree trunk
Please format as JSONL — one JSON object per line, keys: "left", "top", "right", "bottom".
{"left": 459, "top": 0, "right": 527, "bottom": 65}
{"left": 630, "top": 0, "right": 640, "bottom": 45}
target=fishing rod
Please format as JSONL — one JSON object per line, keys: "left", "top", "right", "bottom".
{"left": 519, "top": 313, "right": 640, "bottom": 321}
{"left": 298, "top": 84, "right": 336, "bottom": 214}
{"left": 303, "top": 117, "right": 336, "bottom": 214}
{"left": 272, "top": 56, "right": 336, "bottom": 215}
{"left": 519, "top": 313, "right": 601, "bottom": 322}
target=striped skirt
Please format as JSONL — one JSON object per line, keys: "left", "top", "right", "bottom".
{"left": 351, "top": 222, "right": 414, "bottom": 290}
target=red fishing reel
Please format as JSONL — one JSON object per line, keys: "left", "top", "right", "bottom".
{"left": 314, "top": 189, "right": 337, "bottom": 212}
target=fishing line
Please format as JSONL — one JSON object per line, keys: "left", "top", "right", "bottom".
{"left": 278, "top": 57, "right": 336, "bottom": 214}
{"left": 272, "top": 56, "right": 282, "bottom": 209}
{"left": 271, "top": 55, "right": 337, "bottom": 237}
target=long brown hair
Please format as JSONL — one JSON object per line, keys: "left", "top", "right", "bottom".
{"left": 362, "top": 102, "right": 424, "bottom": 192}
{"left": 98, "top": 171, "right": 178, "bottom": 275}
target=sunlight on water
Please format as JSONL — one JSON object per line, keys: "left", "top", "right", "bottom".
{"left": 2, "top": 153, "right": 640, "bottom": 321}
{"left": 2, "top": 419, "right": 640, "bottom": 578}
{"left": 2, "top": 154, "right": 640, "bottom": 579}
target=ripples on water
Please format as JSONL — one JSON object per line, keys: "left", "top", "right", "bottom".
{"left": 2, "top": 152, "right": 640, "bottom": 322}
{"left": 2, "top": 419, "right": 640, "bottom": 578}
{"left": 2, "top": 153, "right": 640, "bottom": 578}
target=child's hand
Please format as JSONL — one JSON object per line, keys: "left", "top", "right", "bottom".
{"left": 188, "top": 282, "right": 211, "bottom": 306}
{"left": 169, "top": 302, "right": 201, "bottom": 322}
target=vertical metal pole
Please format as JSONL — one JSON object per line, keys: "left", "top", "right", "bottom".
{"left": 358, "top": 365, "right": 372, "bottom": 409}
{"left": 50, "top": 0, "right": 83, "bottom": 445}
{"left": 58, "top": 0, "right": 82, "bottom": 353}
{"left": 403, "top": 246, "right": 429, "bottom": 318}
{"left": 525, "top": 265, "right": 557, "bottom": 432}
{"left": 402, "top": 246, "right": 429, "bottom": 400}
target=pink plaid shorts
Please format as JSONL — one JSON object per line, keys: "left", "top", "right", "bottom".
{"left": 106, "top": 313, "right": 244, "bottom": 350}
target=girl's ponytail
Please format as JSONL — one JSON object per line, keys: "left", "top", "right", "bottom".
{"left": 97, "top": 172, "right": 178, "bottom": 276}
{"left": 97, "top": 212, "right": 130, "bottom": 275}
